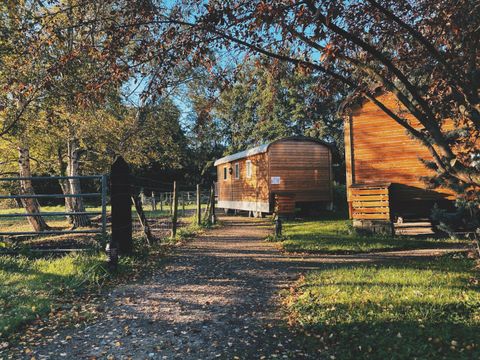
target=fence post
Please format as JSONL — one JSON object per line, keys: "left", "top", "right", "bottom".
{"left": 182, "top": 192, "right": 186, "bottom": 216}
{"left": 210, "top": 185, "right": 216, "bottom": 225}
{"left": 171, "top": 181, "right": 178, "bottom": 238}
{"left": 110, "top": 156, "right": 132, "bottom": 257}
{"left": 160, "top": 193, "right": 163, "bottom": 212}
{"left": 275, "top": 217, "right": 282, "bottom": 238}
{"left": 151, "top": 191, "right": 156, "bottom": 211}
{"left": 101, "top": 175, "right": 107, "bottom": 246}
{"left": 132, "top": 195, "right": 154, "bottom": 245}
{"left": 196, "top": 184, "right": 201, "bottom": 226}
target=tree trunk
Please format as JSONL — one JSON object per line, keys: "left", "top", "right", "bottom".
{"left": 59, "top": 179, "right": 74, "bottom": 223}
{"left": 57, "top": 147, "right": 74, "bottom": 223}
{"left": 66, "top": 138, "right": 90, "bottom": 228}
{"left": 18, "top": 145, "right": 49, "bottom": 231}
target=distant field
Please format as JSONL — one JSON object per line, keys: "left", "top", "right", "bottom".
{"left": 0, "top": 203, "right": 202, "bottom": 232}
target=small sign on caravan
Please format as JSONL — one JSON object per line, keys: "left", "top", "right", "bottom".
{"left": 271, "top": 176, "right": 281, "bottom": 185}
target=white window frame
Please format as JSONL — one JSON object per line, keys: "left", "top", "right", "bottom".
{"left": 223, "top": 166, "right": 228, "bottom": 181}
{"left": 246, "top": 160, "right": 252, "bottom": 179}
{"left": 234, "top": 163, "right": 240, "bottom": 179}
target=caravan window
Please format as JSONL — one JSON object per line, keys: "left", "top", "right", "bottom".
{"left": 246, "top": 160, "right": 252, "bottom": 179}
{"left": 234, "top": 163, "right": 240, "bottom": 179}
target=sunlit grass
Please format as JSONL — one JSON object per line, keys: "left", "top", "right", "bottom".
{"left": 284, "top": 254, "right": 480, "bottom": 359}
{"left": 0, "top": 252, "right": 108, "bottom": 337}
{"left": 278, "top": 218, "right": 467, "bottom": 254}
{"left": 0, "top": 205, "right": 105, "bottom": 233}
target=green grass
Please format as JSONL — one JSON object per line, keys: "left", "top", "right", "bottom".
{"left": 277, "top": 218, "right": 467, "bottom": 254}
{"left": 0, "top": 237, "right": 164, "bottom": 340}
{"left": 284, "top": 254, "right": 480, "bottom": 359}
{"left": 0, "top": 203, "right": 204, "bottom": 338}
{"left": 0, "top": 252, "right": 109, "bottom": 337}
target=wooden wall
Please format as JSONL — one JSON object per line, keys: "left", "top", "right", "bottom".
{"left": 216, "top": 153, "right": 269, "bottom": 204}
{"left": 268, "top": 139, "right": 333, "bottom": 203}
{"left": 345, "top": 93, "right": 454, "bottom": 217}
{"left": 216, "top": 138, "right": 333, "bottom": 214}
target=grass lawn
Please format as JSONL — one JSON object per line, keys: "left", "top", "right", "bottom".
{"left": 0, "top": 252, "right": 108, "bottom": 338}
{"left": 0, "top": 239, "right": 164, "bottom": 340}
{"left": 284, "top": 254, "right": 480, "bottom": 359}
{"left": 278, "top": 218, "right": 468, "bottom": 254}
{"left": 0, "top": 194, "right": 207, "bottom": 341}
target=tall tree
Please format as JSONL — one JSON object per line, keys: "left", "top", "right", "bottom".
{"left": 211, "top": 57, "right": 345, "bottom": 156}
{"left": 143, "top": 0, "right": 478, "bottom": 203}
{"left": 1, "top": 0, "right": 153, "bottom": 230}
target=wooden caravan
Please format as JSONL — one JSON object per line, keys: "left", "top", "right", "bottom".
{"left": 214, "top": 137, "right": 333, "bottom": 217}
{"left": 345, "top": 93, "right": 455, "bottom": 232}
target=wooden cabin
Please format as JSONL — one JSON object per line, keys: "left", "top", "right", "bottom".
{"left": 214, "top": 137, "right": 333, "bottom": 217}
{"left": 344, "top": 93, "right": 455, "bottom": 233}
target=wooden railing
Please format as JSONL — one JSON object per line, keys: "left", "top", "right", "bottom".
{"left": 350, "top": 184, "right": 391, "bottom": 221}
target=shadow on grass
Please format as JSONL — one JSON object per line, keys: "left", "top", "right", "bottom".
{"left": 295, "top": 320, "right": 480, "bottom": 360}
{"left": 285, "top": 255, "right": 480, "bottom": 359}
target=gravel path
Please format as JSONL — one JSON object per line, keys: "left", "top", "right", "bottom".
{"left": 4, "top": 216, "right": 465, "bottom": 360}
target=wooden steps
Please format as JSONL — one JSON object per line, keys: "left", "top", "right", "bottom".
{"left": 394, "top": 220, "right": 436, "bottom": 236}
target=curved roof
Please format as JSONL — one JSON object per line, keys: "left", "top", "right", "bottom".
{"left": 214, "top": 136, "right": 331, "bottom": 166}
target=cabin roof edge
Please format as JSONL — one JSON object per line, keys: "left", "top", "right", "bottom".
{"left": 213, "top": 136, "right": 332, "bottom": 166}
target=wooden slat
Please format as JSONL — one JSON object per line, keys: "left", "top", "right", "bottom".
{"left": 352, "top": 201, "right": 389, "bottom": 207}
{"left": 351, "top": 188, "right": 389, "bottom": 195}
{"left": 353, "top": 207, "right": 390, "bottom": 213}
{"left": 351, "top": 194, "right": 389, "bottom": 201}
{"left": 350, "top": 184, "right": 391, "bottom": 221}
{"left": 353, "top": 213, "right": 391, "bottom": 220}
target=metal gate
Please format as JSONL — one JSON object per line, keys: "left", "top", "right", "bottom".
{"left": 0, "top": 175, "right": 107, "bottom": 244}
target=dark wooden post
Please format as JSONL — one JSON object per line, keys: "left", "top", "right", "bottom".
{"left": 196, "top": 184, "right": 201, "bottom": 226}
{"left": 110, "top": 156, "right": 132, "bottom": 255}
{"left": 182, "top": 192, "right": 186, "bottom": 216}
{"left": 160, "top": 193, "right": 163, "bottom": 212}
{"left": 171, "top": 181, "right": 178, "bottom": 238}
{"left": 210, "top": 185, "right": 216, "bottom": 225}
{"left": 275, "top": 217, "right": 282, "bottom": 238}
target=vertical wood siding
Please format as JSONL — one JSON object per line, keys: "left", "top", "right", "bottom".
{"left": 216, "top": 153, "right": 269, "bottom": 203}
{"left": 268, "top": 140, "right": 333, "bottom": 202}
